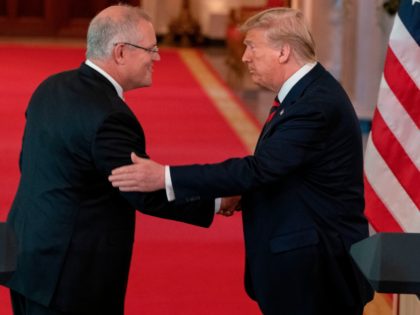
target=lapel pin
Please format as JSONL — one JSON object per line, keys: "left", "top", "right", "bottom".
{"left": 279, "top": 109, "right": 285, "bottom": 116}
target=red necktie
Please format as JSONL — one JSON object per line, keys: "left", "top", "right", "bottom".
{"left": 265, "top": 97, "right": 281, "bottom": 124}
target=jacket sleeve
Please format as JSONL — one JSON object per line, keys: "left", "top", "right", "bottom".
{"left": 92, "top": 111, "right": 214, "bottom": 227}
{"left": 171, "top": 105, "right": 327, "bottom": 200}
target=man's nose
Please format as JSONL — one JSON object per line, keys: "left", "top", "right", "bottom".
{"left": 242, "top": 49, "right": 250, "bottom": 63}
{"left": 242, "top": 50, "right": 249, "bottom": 63}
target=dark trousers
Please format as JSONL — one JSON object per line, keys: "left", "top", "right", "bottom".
{"left": 11, "top": 289, "right": 124, "bottom": 315}
{"left": 10, "top": 290, "right": 66, "bottom": 315}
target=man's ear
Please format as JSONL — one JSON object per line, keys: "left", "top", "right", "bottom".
{"left": 278, "top": 44, "right": 291, "bottom": 64}
{"left": 113, "top": 44, "right": 126, "bottom": 65}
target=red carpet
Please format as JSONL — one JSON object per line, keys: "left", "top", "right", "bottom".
{"left": 0, "top": 45, "right": 261, "bottom": 314}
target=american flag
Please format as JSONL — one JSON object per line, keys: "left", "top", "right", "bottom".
{"left": 364, "top": 0, "right": 420, "bottom": 232}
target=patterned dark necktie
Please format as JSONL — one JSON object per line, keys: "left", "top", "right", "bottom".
{"left": 265, "top": 97, "right": 281, "bottom": 124}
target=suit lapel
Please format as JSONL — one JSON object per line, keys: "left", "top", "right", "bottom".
{"left": 255, "top": 63, "right": 326, "bottom": 151}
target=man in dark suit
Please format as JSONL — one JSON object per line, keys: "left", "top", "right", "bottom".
{"left": 1, "top": 4, "right": 216, "bottom": 315}
{"left": 109, "top": 7, "right": 374, "bottom": 315}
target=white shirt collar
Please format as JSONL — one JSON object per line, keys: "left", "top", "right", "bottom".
{"left": 277, "top": 62, "right": 317, "bottom": 103}
{"left": 85, "top": 59, "right": 124, "bottom": 100}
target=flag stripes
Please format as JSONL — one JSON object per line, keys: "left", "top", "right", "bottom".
{"left": 364, "top": 0, "right": 420, "bottom": 233}
{"left": 365, "top": 134, "right": 420, "bottom": 232}
{"left": 364, "top": 177, "right": 403, "bottom": 232}
{"left": 377, "top": 78, "right": 420, "bottom": 168}
{"left": 388, "top": 15, "right": 420, "bottom": 85}
{"left": 384, "top": 49, "right": 420, "bottom": 128}
{"left": 371, "top": 110, "right": 420, "bottom": 209}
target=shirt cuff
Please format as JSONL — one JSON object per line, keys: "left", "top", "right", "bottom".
{"left": 214, "top": 198, "right": 221, "bottom": 213}
{"left": 165, "top": 166, "right": 175, "bottom": 202}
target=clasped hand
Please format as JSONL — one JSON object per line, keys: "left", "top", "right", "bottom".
{"left": 218, "top": 196, "right": 241, "bottom": 217}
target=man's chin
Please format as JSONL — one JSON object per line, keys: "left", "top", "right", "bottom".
{"left": 139, "top": 80, "right": 153, "bottom": 88}
{"left": 252, "top": 80, "right": 271, "bottom": 91}
{"left": 249, "top": 75, "right": 259, "bottom": 86}
{"left": 249, "top": 75, "right": 265, "bottom": 89}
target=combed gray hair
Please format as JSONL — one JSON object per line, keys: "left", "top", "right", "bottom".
{"left": 240, "top": 7, "right": 316, "bottom": 63}
{"left": 86, "top": 4, "right": 151, "bottom": 60}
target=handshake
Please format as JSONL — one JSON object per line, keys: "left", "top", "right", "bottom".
{"left": 108, "top": 152, "right": 242, "bottom": 217}
{"left": 219, "top": 196, "right": 242, "bottom": 217}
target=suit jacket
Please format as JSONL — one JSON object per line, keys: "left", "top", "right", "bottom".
{"left": 2, "top": 63, "right": 215, "bottom": 314}
{"left": 170, "top": 64, "right": 373, "bottom": 314}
